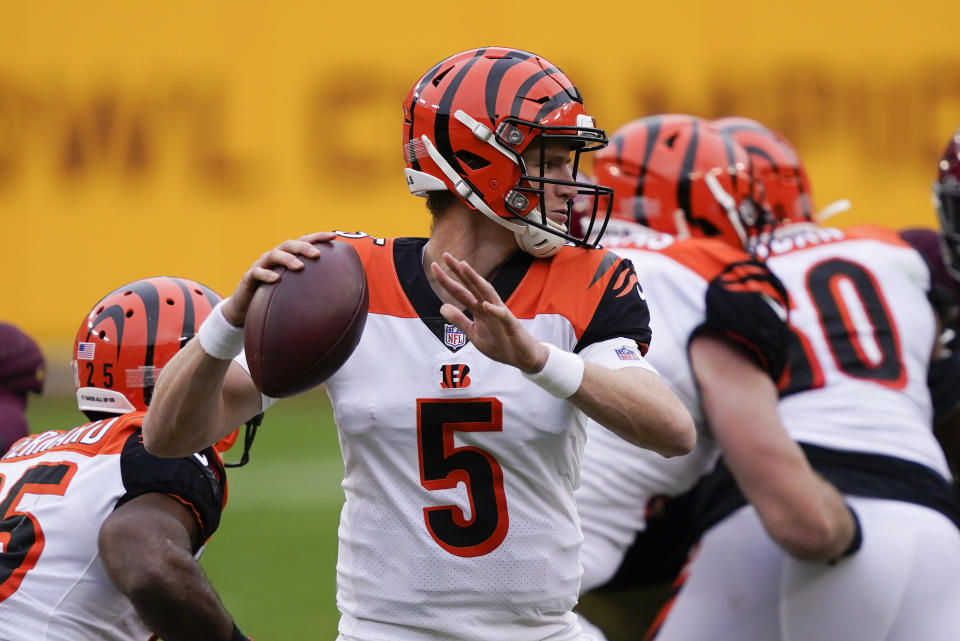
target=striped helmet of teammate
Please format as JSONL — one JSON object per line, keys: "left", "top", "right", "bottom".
{"left": 712, "top": 116, "right": 814, "bottom": 225}
{"left": 402, "top": 46, "right": 613, "bottom": 257}
{"left": 593, "top": 114, "right": 763, "bottom": 249}
{"left": 72, "top": 276, "right": 221, "bottom": 418}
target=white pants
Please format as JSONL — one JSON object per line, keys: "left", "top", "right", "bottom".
{"left": 654, "top": 497, "right": 960, "bottom": 641}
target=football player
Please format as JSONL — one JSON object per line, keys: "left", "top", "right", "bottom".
{"left": 142, "top": 47, "right": 695, "bottom": 641}
{"left": 0, "top": 277, "right": 253, "bottom": 641}
{"left": 573, "top": 115, "right": 860, "bottom": 641}
{"left": 925, "top": 126, "right": 960, "bottom": 477}
{"left": 645, "top": 118, "right": 960, "bottom": 641}
{"left": 0, "top": 322, "right": 45, "bottom": 454}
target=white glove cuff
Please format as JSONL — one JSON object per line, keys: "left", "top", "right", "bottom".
{"left": 522, "top": 342, "right": 585, "bottom": 398}
{"left": 197, "top": 299, "right": 245, "bottom": 360}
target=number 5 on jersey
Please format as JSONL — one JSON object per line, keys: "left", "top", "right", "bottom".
{"left": 416, "top": 398, "right": 508, "bottom": 557}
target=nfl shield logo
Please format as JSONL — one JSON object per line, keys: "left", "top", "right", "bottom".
{"left": 444, "top": 323, "right": 467, "bottom": 349}
{"left": 615, "top": 346, "right": 641, "bottom": 361}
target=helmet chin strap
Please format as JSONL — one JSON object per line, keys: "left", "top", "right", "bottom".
{"left": 419, "top": 134, "right": 564, "bottom": 257}
{"left": 515, "top": 211, "right": 567, "bottom": 257}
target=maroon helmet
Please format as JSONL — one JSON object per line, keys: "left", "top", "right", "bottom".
{"left": 934, "top": 127, "right": 960, "bottom": 279}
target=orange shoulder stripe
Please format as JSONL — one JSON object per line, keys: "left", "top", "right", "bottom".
{"left": 506, "top": 246, "right": 622, "bottom": 337}
{"left": 334, "top": 235, "right": 418, "bottom": 318}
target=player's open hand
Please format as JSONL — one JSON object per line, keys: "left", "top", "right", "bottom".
{"left": 431, "top": 253, "right": 549, "bottom": 373}
{"left": 223, "top": 231, "right": 337, "bottom": 327}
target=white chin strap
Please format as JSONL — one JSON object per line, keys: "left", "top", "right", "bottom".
{"left": 515, "top": 211, "right": 567, "bottom": 257}
{"left": 417, "top": 131, "right": 565, "bottom": 257}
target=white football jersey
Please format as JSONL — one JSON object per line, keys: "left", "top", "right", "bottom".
{"left": 576, "top": 231, "right": 789, "bottom": 591}
{"left": 759, "top": 223, "right": 950, "bottom": 478}
{"left": 324, "top": 233, "right": 656, "bottom": 641}
{"left": 0, "top": 412, "right": 226, "bottom": 641}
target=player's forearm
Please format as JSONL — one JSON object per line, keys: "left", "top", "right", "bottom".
{"left": 123, "top": 548, "right": 239, "bottom": 641}
{"left": 572, "top": 364, "right": 695, "bottom": 457}
{"left": 692, "top": 335, "right": 858, "bottom": 561}
{"left": 142, "top": 339, "right": 238, "bottom": 456}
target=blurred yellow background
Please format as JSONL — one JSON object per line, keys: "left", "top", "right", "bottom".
{"left": 2, "top": 1, "right": 959, "bottom": 385}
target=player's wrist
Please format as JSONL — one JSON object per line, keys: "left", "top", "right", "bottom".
{"left": 197, "top": 299, "right": 245, "bottom": 361}
{"left": 522, "top": 342, "right": 584, "bottom": 398}
{"left": 828, "top": 504, "right": 863, "bottom": 565}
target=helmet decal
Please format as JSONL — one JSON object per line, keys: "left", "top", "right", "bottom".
{"left": 74, "top": 276, "right": 222, "bottom": 416}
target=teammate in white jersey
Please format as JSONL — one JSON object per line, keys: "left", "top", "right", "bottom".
{"left": 0, "top": 277, "right": 253, "bottom": 641}
{"left": 142, "top": 47, "right": 695, "bottom": 641}
{"left": 645, "top": 118, "right": 960, "bottom": 641}
{"left": 571, "top": 115, "right": 861, "bottom": 640}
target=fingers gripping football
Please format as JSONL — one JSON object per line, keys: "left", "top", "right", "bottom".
{"left": 224, "top": 233, "right": 336, "bottom": 327}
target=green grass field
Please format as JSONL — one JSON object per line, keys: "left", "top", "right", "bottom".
{"left": 26, "top": 390, "right": 345, "bottom": 639}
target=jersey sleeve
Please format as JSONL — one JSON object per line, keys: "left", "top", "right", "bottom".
{"left": 691, "top": 258, "right": 791, "bottom": 380}
{"left": 574, "top": 256, "right": 653, "bottom": 354}
{"left": 117, "top": 431, "right": 227, "bottom": 548}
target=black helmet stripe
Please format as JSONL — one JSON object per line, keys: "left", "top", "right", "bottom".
{"left": 125, "top": 280, "right": 161, "bottom": 369}
{"left": 435, "top": 48, "right": 487, "bottom": 179}
{"left": 169, "top": 277, "right": 197, "bottom": 350}
{"left": 532, "top": 89, "right": 582, "bottom": 125}
{"left": 87, "top": 306, "right": 126, "bottom": 360}
{"left": 633, "top": 115, "right": 661, "bottom": 226}
{"left": 407, "top": 59, "right": 448, "bottom": 172}
{"left": 485, "top": 55, "right": 527, "bottom": 124}
{"left": 509, "top": 66, "right": 563, "bottom": 118}
{"left": 677, "top": 116, "right": 699, "bottom": 223}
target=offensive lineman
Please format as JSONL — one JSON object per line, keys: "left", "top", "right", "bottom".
{"left": 0, "top": 277, "right": 252, "bottom": 641}
{"left": 649, "top": 118, "right": 960, "bottom": 641}
{"left": 573, "top": 115, "right": 860, "bottom": 641}
{"left": 142, "top": 47, "right": 695, "bottom": 641}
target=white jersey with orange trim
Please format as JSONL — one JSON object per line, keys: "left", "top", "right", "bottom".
{"left": 760, "top": 223, "right": 950, "bottom": 476}
{"left": 650, "top": 223, "right": 960, "bottom": 641}
{"left": 575, "top": 231, "right": 790, "bottom": 592}
{"left": 324, "top": 233, "right": 656, "bottom": 641}
{"left": 0, "top": 412, "right": 226, "bottom": 641}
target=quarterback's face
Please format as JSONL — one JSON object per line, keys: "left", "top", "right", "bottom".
{"left": 522, "top": 140, "right": 577, "bottom": 226}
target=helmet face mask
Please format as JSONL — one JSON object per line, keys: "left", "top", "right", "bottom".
{"left": 72, "top": 277, "right": 221, "bottom": 419}
{"left": 402, "top": 47, "right": 613, "bottom": 256}
{"left": 935, "top": 127, "right": 960, "bottom": 280}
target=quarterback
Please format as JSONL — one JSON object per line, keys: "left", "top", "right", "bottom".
{"left": 144, "top": 47, "right": 694, "bottom": 641}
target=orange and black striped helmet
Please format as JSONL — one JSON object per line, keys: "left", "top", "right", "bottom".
{"left": 593, "top": 114, "right": 760, "bottom": 249}
{"left": 72, "top": 276, "right": 221, "bottom": 417}
{"left": 712, "top": 116, "right": 814, "bottom": 225}
{"left": 402, "top": 47, "right": 613, "bottom": 256}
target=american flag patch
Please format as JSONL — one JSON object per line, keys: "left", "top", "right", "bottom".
{"left": 77, "top": 342, "right": 96, "bottom": 360}
{"left": 615, "top": 346, "right": 641, "bottom": 361}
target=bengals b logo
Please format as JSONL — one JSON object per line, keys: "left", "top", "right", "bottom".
{"left": 440, "top": 364, "right": 471, "bottom": 389}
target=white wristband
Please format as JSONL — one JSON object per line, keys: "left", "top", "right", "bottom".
{"left": 197, "top": 299, "right": 245, "bottom": 360}
{"left": 522, "top": 343, "right": 585, "bottom": 398}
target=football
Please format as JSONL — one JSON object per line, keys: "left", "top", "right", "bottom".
{"left": 244, "top": 240, "right": 369, "bottom": 398}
